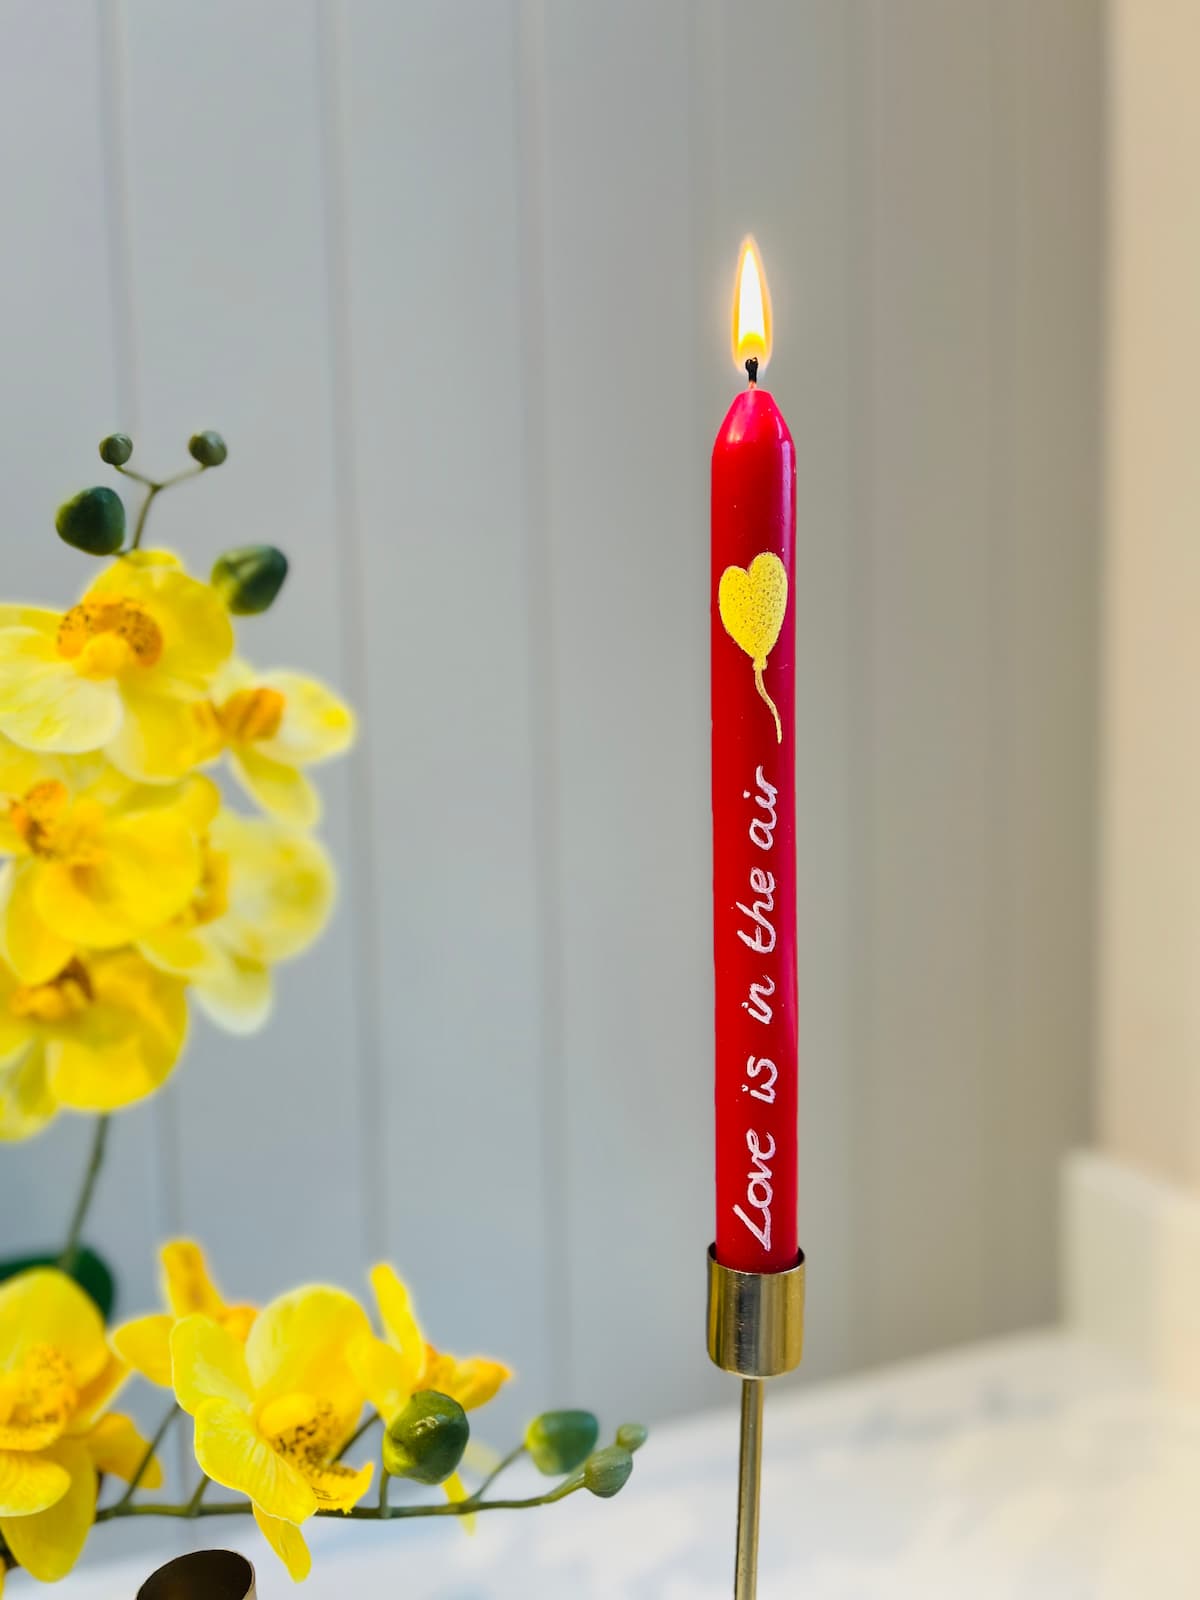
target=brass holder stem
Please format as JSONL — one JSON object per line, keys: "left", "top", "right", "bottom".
{"left": 707, "top": 1245, "right": 806, "bottom": 1600}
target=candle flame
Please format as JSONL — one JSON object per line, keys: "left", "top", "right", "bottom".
{"left": 731, "top": 235, "right": 773, "bottom": 374}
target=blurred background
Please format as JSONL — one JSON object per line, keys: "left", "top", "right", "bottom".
{"left": 3, "top": 0, "right": 1171, "bottom": 1452}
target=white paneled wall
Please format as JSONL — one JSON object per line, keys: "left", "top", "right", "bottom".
{"left": 0, "top": 0, "right": 1101, "bottom": 1432}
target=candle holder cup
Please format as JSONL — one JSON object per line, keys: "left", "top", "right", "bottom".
{"left": 137, "top": 1550, "right": 256, "bottom": 1600}
{"left": 706, "top": 1244, "right": 806, "bottom": 1600}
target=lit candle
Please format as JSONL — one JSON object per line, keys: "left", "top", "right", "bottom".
{"left": 711, "top": 237, "right": 798, "bottom": 1273}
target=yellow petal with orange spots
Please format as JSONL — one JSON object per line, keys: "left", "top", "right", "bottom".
{"left": 0, "top": 629, "right": 123, "bottom": 754}
{"left": 194, "top": 1399, "right": 315, "bottom": 1525}
{"left": 0, "top": 1270, "right": 108, "bottom": 1386}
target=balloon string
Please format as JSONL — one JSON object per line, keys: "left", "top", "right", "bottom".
{"left": 754, "top": 660, "right": 783, "bottom": 744}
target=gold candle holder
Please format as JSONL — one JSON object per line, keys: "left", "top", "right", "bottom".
{"left": 137, "top": 1550, "right": 256, "bottom": 1599}
{"left": 707, "top": 1244, "right": 806, "bottom": 1599}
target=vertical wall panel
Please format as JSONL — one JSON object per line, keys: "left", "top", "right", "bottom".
{"left": 991, "top": 0, "right": 1101, "bottom": 1329}
{"left": 114, "top": 0, "right": 368, "bottom": 1295}
{"left": 0, "top": 0, "right": 164, "bottom": 1320}
{"left": 333, "top": 0, "right": 552, "bottom": 1434}
{"left": 536, "top": 0, "right": 720, "bottom": 1420}
{"left": 856, "top": 0, "right": 1001, "bottom": 1359}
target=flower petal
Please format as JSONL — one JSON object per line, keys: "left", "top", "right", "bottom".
{"left": 230, "top": 747, "right": 320, "bottom": 825}
{"left": 0, "top": 864, "right": 75, "bottom": 985}
{"left": 104, "top": 688, "right": 222, "bottom": 784}
{"left": 86, "top": 558, "right": 233, "bottom": 694}
{"left": 0, "top": 1449, "right": 70, "bottom": 1516}
{"left": 34, "top": 809, "right": 201, "bottom": 949}
{"left": 71, "top": 1353, "right": 129, "bottom": 1431}
{"left": 428, "top": 1353, "right": 512, "bottom": 1414}
{"left": 443, "top": 1469, "right": 476, "bottom": 1535}
{"left": 253, "top": 1505, "right": 312, "bottom": 1583}
{"left": 0, "top": 1044, "right": 57, "bottom": 1143}
{"left": 369, "top": 1265, "right": 426, "bottom": 1375}
{"left": 170, "top": 1315, "right": 254, "bottom": 1415}
{"left": 0, "top": 629, "right": 122, "bottom": 754}
{"left": 347, "top": 1335, "right": 417, "bottom": 1424}
{"left": 193, "top": 954, "right": 273, "bottom": 1036}
{"left": 212, "top": 811, "right": 335, "bottom": 965}
{"left": 0, "top": 1270, "right": 108, "bottom": 1386}
{"left": 0, "top": 1438, "right": 95, "bottom": 1581}
{"left": 161, "top": 1239, "right": 226, "bottom": 1319}
{"left": 255, "top": 672, "right": 356, "bottom": 767}
{"left": 193, "top": 1399, "right": 315, "bottom": 1524}
{"left": 245, "top": 1287, "right": 371, "bottom": 1430}
{"left": 111, "top": 1314, "right": 174, "bottom": 1389}
{"left": 83, "top": 1412, "right": 162, "bottom": 1488}
{"left": 47, "top": 951, "right": 188, "bottom": 1113}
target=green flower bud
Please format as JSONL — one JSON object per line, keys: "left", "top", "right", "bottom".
{"left": 524, "top": 1410, "right": 600, "bottom": 1476}
{"left": 188, "top": 429, "right": 228, "bottom": 467}
{"left": 382, "top": 1392, "right": 469, "bottom": 1486}
{"left": 615, "top": 1422, "right": 648, "bottom": 1455}
{"left": 55, "top": 487, "right": 126, "bottom": 556}
{"left": 98, "top": 433, "right": 133, "bottom": 466}
{"left": 583, "top": 1445, "right": 633, "bottom": 1499}
{"left": 211, "top": 544, "right": 289, "bottom": 615}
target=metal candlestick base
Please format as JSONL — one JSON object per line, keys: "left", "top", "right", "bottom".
{"left": 137, "top": 1550, "right": 256, "bottom": 1599}
{"left": 707, "top": 1244, "right": 806, "bottom": 1599}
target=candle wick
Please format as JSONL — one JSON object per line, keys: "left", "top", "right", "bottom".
{"left": 745, "top": 357, "right": 759, "bottom": 387}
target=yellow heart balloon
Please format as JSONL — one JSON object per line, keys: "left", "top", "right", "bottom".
{"left": 718, "top": 552, "right": 788, "bottom": 742}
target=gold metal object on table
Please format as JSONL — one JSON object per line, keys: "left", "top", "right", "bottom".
{"left": 137, "top": 1550, "right": 256, "bottom": 1599}
{"left": 707, "top": 1244, "right": 806, "bottom": 1599}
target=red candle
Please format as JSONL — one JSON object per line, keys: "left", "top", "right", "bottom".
{"left": 711, "top": 238, "right": 798, "bottom": 1273}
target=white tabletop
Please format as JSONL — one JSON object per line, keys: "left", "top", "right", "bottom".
{"left": 29, "top": 1333, "right": 1200, "bottom": 1598}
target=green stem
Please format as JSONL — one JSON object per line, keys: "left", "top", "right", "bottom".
{"left": 123, "top": 464, "right": 207, "bottom": 551}
{"left": 378, "top": 1470, "right": 391, "bottom": 1518}
{"left": 335, "top": 1411, "right": 379, "bottom": 1461}
{"left": 111, "top": 1403, "right": 179, "bottom": 1512}
{"left": 183, "top": 1474, "right": 209, "bottom": 1516}
{"left": 57, "top": 1116, "right": 110, "bottom": 1273}
{"left": 95, "top": 1479, "right": 582, "bottom": 1524}
{"left": 468, "top": 1443, "right": 526, "bottom": 1503}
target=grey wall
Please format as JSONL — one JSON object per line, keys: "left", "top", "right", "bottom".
{"left": 0, "top": 0, "right": 1102, "bottom": 1436}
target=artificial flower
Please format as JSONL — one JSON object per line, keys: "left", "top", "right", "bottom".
{"left": 211, "top": 659, "right": 355, "bottom": 825}
{"left": 349, "top": 1264, "right": 512, "bottom": 1510}
{"left": 171, "top": 1286, "right": 374, "bottom": 1582}
{"left": 0, "top": 749, "right": 216, "bottom": 985}
{"left": 0, "top": 551, "right": 232, "bottom": 781}
{"left": 0, "top": 1269, "right": 161, "bottom": 1583}
{"left": 113, "top": 1239, "right": 256, "bottom": 1389}
{"left": 0, "top": 949, "right": 188, "bottom": 1138}
{"left": 138, "top": 807, "right": 334, "bottom": 1034}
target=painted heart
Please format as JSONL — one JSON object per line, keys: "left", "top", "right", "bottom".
{"left": 718, "top": 552, "right": 788, "bottom": 743}
{"left": 718, "top": 553, "right": 788, "bottom": 665}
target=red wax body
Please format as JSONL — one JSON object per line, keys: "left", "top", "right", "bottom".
{"left": 711, "top": 385, "right": 798, "bottom": 1272}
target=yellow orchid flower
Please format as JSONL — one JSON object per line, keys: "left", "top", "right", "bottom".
{"left": 0, "top": 949, "right": 188, "bottom": 1139}
{"left": 0, "top": 749, "right": 217, "bottom": 986}
{"left": 138, "top": 807, "right": 334, "bottom": 1034}
{"left": 0, "top": 552, "right": 232, "bottom": 780}
{"left": 0, "top": 1269, "right": 162, "bottom": 1583}
{"left": 113, "top": 1240, "right": 256, "bottom": 1389}
{"left": 349, "top": 1265, "right": 512, "bottom": 1510}
{"left": 211, "top": 659, "right": 355, "bottom": 825}
{"left": 171, "top": 1286, "right": 374, "bottom": 1583}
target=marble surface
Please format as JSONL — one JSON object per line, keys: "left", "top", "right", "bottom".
{"left": 37, "top": 1333, "right": 1200, "bottom": 1598}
